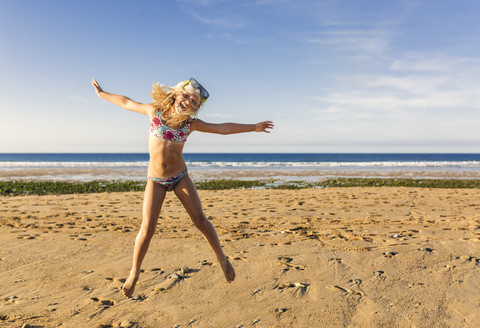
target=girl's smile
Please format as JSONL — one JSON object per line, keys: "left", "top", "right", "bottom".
{"left": 174, "top": 92, "right": 200, "bottom": 115}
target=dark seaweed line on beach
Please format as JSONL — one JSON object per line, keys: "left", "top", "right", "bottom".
{"left": 1, "top": 178, "right": 480, "bottom": 196}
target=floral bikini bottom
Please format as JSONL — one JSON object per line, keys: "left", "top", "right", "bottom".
{"left": 148, "top": 168, "right": 187, "bottom": 191}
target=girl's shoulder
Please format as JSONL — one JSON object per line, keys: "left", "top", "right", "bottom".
{"left": 189, "top": 118, "right": 205, "bottom": 131}
{"left": 147, "top": 106, "right": 162, "bottom": 120}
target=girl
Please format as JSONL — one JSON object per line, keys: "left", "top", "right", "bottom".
{"left": 91, "top": 78, "right": 274, "bottom": 298}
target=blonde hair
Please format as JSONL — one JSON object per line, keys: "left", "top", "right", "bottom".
{"left": 150, "top": 80, "right": 204, "bottom": 126}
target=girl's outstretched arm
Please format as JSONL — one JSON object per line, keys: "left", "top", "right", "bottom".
{"left": 91, "top": 79, "right": 155, "bottom": 116}
{"left": 191, "top": 119, "right": 274, "bottom": 134}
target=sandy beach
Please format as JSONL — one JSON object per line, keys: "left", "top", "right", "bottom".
{"left": 1, "top": 187, "right": 480, "bottom": 327}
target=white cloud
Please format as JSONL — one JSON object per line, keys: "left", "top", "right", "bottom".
{"left": 391, "top": 53, "right": 470, "bottom": 72}
{"left": 313, "top": 67, "right": 480, "bottom": 122}
{"left": 307, "top": 29, "right": 393, "bottom": 59}
{"left": 365, "top": 75, "right": 448, "bottom": 95}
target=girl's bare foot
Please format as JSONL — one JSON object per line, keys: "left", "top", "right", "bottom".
{"left": 219, "top": 258, "right": 236, "bottom": 283}
{"left": 122, "top": 272, "right": 139, "bottom": 298}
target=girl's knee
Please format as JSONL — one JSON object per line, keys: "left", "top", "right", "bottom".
{"left": 191, "top": 214, "right": 209, "bottom": 230}
{"left": 139, "top": 224, "right": 156, "bottom": 238}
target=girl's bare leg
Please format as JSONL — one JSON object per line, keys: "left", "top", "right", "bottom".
{"left": 174, "top": 174, "right": 235, "bottom": 283}
{"left": 122, "top": 180, "right": 166, "bottom": 298}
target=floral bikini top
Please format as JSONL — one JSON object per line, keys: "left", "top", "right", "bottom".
{"left": 149, "top": 110, "right": 191, "bottom": 143}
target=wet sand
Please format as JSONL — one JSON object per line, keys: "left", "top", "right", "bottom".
{"left": 1, "top": 187, "right": 480, "bottom": 327}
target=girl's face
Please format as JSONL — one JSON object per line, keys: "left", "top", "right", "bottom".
{"left": 174, "top": 92, "right": 201, "bottom": 115}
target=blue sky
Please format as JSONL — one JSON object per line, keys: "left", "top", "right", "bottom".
{"left": 1, "top": 0, "right": 479, "bottom": 153}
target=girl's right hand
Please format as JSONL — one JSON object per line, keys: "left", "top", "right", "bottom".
{"left": 91, "top": 78, "right": 104, "bottom": 97}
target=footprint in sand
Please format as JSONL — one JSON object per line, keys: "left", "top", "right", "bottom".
{"left": 275, "top": 282, "right": 310, "bottom": 296}
{"left": 418, "top": 247, "right": 434, "bottom": 252}
{"left": 97, "top": 324, "right": 114, "bottom": 328}
{"left": 382, "top": 251, "right": 398, "bottom": 258}
{"left": 154, "top": 273, "right": 182, "bottom": 292}
{"left": 331, "top": 285, "right": 364, "bottom": 298}
{"left": 149, "top": 267, "right": 163, "bottom": 273}
{"left": 16, "top": 234, "right": 36, "bottom": 240}
{"left": 274, "top": 308, "right": 289, "bottom": 317}
{"left": 277, "top": 256, "right": 306, "bottom": 271}
{"left": 373, "top": 270, "right": 385, "bottom": 280}
{"left": 154, "top": 266, "right": 200, "bottom": 292}
{"left": 232, "top": 256, "right": 247, "bottom": 261}
{"left": 90, "top": 297, "right": 115, "bottom": 309}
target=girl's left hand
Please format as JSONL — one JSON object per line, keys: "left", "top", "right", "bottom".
{"left": 255, "top": 121, "right": 274, "bottom": 133}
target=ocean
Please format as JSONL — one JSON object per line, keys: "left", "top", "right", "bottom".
{"left": 1, "top": 153, "right": 480, "bottom": 181}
